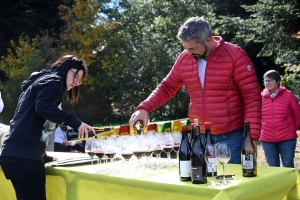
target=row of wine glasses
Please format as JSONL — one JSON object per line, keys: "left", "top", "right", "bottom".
{"left": 84, "top": 131, "right": 182, "bottom": 176}
{"left": 204, "top": 143, "right": 231, "bottom": 186}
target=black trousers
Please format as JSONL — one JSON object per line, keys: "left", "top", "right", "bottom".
{"left": 0, "top": 156, "right": 46, "bottom": 200}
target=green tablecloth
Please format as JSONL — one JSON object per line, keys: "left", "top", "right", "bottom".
{"left": 0, "top": 152, "right": 299, "bottom": 200}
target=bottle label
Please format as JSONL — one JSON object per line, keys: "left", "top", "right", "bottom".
{"left": 207, "top": 158, "right": 217, "bottom": 173}
{"left": 191, "top": 166, "right": 203, "bottom": 180}
{"left": 180, "top": 161, "right": 191, "bottom": 177}
{"left": 242, "top": 154, "right": 254, "bottom": 169}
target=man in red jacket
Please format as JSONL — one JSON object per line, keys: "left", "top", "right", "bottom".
{"left": 129, "top": 16, "right": 261, "bottom": 164}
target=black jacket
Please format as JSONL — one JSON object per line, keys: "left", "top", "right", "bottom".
{"left": 0, "top": 70, "right": 82, "bottom": 162}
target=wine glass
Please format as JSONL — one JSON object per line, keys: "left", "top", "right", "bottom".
{"left": 132, "top": 135, "right": 146, "bottom": 171}
{"left": 93, "top": 137, "right": 105, "bottom": 173}
{"left": 85, "top": 138, "right": 96, "bottom": 165}
{"left": 217, "top": 142, "right": 231, "bottom": 185}
{"left": 144, "top": 132, "right": 155, "bottom": 169}
{"left": 162, "top": 132, "right": 174, "bottom": 168}
{"left": 103, "top": 136, "right": 117, "bottom": 174}
{"left": 153, "top": 133, "right": 164, "bottom": 169}
{"left": 119, "top": 136, "right": 134, "bottom": 165}
{"left": 172, "top": 132, "right": 182, "bottom": 166}
{"left": 204, "top": 144, "right": 219, "bottom": 186}
{"left": 115, "top": 135, "right": 134, "bottom": 177}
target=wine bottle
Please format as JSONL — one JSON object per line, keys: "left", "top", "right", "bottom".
{"left": 203, "top": 122, "right": 217, "bottom": 177}
{"left": 133, "top": 120, "right": 144, "bottom": 135}
{"left": 241, "top": 121, "right": 257, "bottom": 177}
{"left": 179, "top": 125, "right": 192, "bottom": 181}
{"left": 68, "top": 130, "right": 96, "bottom": 141}
{"left": 190, "top": 118, "right": 207, "bottom": 184}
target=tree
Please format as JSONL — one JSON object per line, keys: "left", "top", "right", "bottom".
{"left": 0, "top": 0, "right": 69, "bottom": 57}
{"left": 102, "top": 0, "right": 216, "bottom": 121}
{"left": 215, "top": 0, "right": 300, "bottom": 96}
{"left": 0, "top": 34, "right": 56, "bottom": 123}
{"left": 57, "top": 0, "right": 121, "bottom": 125}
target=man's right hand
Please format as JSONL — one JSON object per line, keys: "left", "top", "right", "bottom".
{"left": 129, "top": 109, "right": 149, "bottom": 129}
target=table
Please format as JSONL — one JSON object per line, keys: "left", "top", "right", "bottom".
{"left": 1, "top": 152, "right": 300, "bottom": 200}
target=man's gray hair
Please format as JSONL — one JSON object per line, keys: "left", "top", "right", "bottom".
{"left": 177, "top": 16, "right": 212, "bottom": 45}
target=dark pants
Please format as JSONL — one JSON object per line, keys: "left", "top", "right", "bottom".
{"left": 54, "top": 142, "right": 85, "bottom": 153}
{"left": 200, "top": 128, "right": 244, "bottom": 164}
{"left": 261, "top": 139, "right": 296, "bottom": 167}
{"left": 0, "top": 156, "right": 46, "bottom": 200}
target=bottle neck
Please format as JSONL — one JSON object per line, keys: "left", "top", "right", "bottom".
{"left": 205, "top": 128, "right": 211, "bottom": 135}
{"left": 193, "top": 125, "right": 200, "bottom": 136}
{"left": 181, "top": 131, "right": 188, "bottom": 138}
{"left": 244, "top": 124, "right": 250, "bottom": 137}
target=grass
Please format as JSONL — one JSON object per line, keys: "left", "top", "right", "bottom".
{"left": 256, "top": 130, "right": 300, "bottom": 170}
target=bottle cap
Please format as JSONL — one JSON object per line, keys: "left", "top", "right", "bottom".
{"left": 205, "top": 122, "right": 211, "bottom": 129}
{"left": 194, "top": 118, "right": 199, "bottom": 126}
{"left": 181, "top": 125, "right": 188, "bottom": 131}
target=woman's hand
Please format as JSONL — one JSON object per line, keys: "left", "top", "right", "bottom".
{"left": 62, "top": 140, "right": 70, "bottom": 146}
{"left": 77, "top": 122, "right": 95, "bottom": 140}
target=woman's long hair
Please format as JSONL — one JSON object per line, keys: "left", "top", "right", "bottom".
{"left": 51, "top": 55, "right": 87, "bottom": 104}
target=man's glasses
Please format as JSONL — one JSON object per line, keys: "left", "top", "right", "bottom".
{"left": 263, "top": 79, "right": 274, "bottom": 84}
{"left": 70, "top": 70, "right": 82, "bottom": 85}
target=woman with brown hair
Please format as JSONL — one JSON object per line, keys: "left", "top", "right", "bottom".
{"left": 0, "top": 55, "right": 95, "bottom": 199}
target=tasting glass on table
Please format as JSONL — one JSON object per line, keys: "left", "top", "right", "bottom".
{"left": 204, "top": 144, "right": 219, "bottom": 187}
{"left": 119, "top": 136, "right": 134, "bottom": 165}
{"left": 93, "top": 137, "right": 105, "bottom": 173}
{"left": 162, "top": 132, "right": 174, "bottom": 168}
{"left": 85, "top": 138, "right": 97, "bottom": 165}
{"left": 217, "top": 142, "right": 231, "bottom": 185}
{"left": 132, "top": 134, "right": 146, "bottom": 170}
{"left": 115, "top": 135, "right": 134, "bottom": 177}
{"left": 172, "top": 132, "right": 182, "bottom": 166}
{"left": 143, "top": 132, "right": 155, "bottom": 169}
{"left": 152, "top": 133, "right": 164, "bottom": 169}
{"left": 103, "top": 136, "right": 117, "bottom": 174}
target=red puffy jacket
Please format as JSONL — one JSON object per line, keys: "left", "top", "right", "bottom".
{"left": 260, "top": 85, "right": 300, "bottom": 142}
{"left": 137, "top": 36, "right": 262, "bottom": 140}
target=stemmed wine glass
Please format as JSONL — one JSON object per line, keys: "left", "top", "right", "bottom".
{"left": 204, "top": 144, "right": 219, "bottom": 186}
{"left": 93, "top": 137, "right": 105, "bottom": 173}
{"left": 85, "top": 138, "right": 96, "bottom": 165}
{"left": 103, "top": 136, "right": 117, "bottom": 174}
{"left": 153, "top": 133, "right": 164, "bottom": 169}
{"left": 162, "top": 133, "right": 174, "bottom": 168}
{"left": 114, "top": 135, "right": 133, "bottom": 177}
{"left": 217, "top": 142, "right": 231, "bottom": 185}
{"left": 143, "top": 132, "right": 155, "bottom": 169}
{"left": 119, "top": 136, "right": 134, "bottom": 165}
{"left": 132, "top": 135, "right": 145, "bottom": 168}
{"left": 172, "top": 132, "right": 182, "bottom": 166}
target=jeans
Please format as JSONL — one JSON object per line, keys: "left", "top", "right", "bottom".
{"left": 261, "top": 139, "right": 296, "bottom": 168}
{"left": 0, "top": 156, "right": 46, "bottom": 200}
{"left": 200, "top": 128, "right": 244, "bottom": 164}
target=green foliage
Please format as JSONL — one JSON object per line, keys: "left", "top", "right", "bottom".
{"left": 0, "top": 35, "right": 43, "bottom": 84}
{"left": 281, "top": 65, "right": 300, "bottom": 100}
{"left": 57, "top": 0, "right": 121, "bottom": 125}
{"left": 0, "top": 0, "right": 69, "bottom": 57}
{"left": 215, "top": 0, "right": 300, "bottom": 98}
{"left": 102, "top": 0, "right": 216, "bottom": 121}
{"left": 0, "top": 33, "right": 60, "bottom": 123}
{"left": 1, "top": 0, "right": 299, "bottom": 125}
